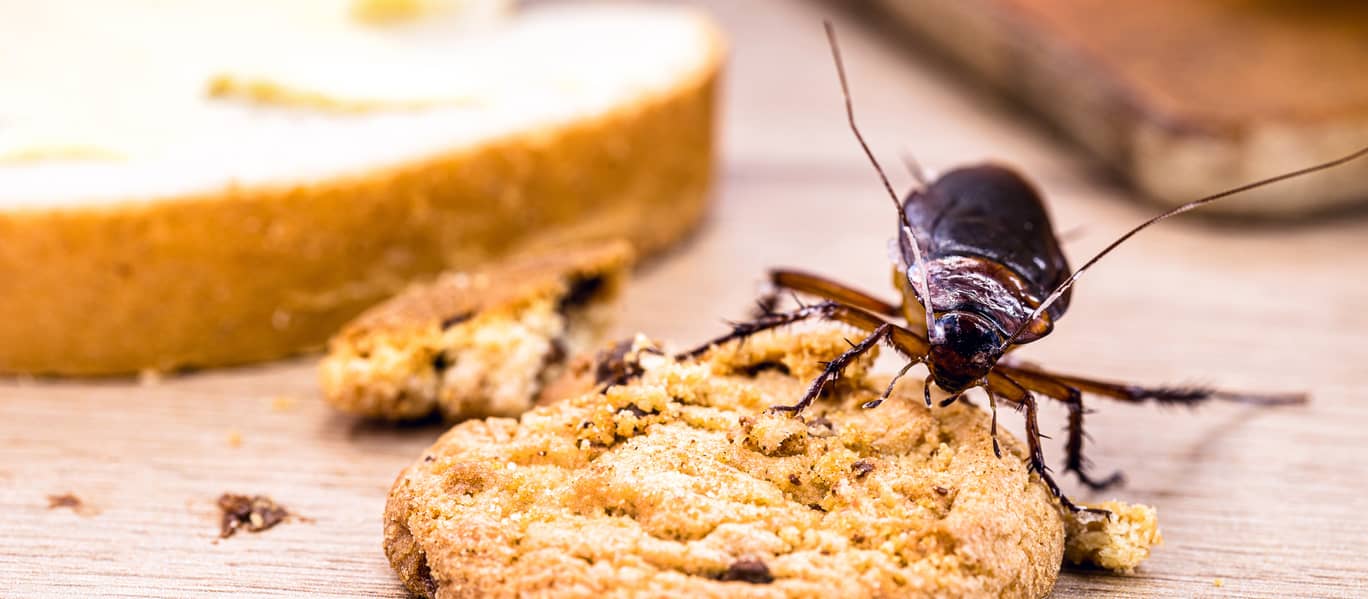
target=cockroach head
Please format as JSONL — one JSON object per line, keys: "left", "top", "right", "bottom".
{"left": 928, "top": 311, "right": 1002, "bottom": 393}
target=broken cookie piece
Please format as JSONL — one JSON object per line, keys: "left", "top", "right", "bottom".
{"left": 1065, "top": 500, "right": 1163, "bottom": 573}
{"left": 320, "top": 241, "right": 633, "bottom": 421}
{"left": 384, "top": 324, "right": 1071, "bottom": 598}
{"left": 217, "top": 494, "right": 292, "bottom": 539}
{"left": 46, "top": 493, "right": 99, "bottom": 517}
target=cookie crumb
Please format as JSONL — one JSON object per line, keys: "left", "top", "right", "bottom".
{"left": 269, "top": 396, "right": 298, "bottom": 412}
{"left": 1213, "top": 578, "right": 1224, "bottom": 587}
{"left": 851, "top": 459, "right": 875, "bottom": 478}
{"left": 47, "top": 493, "right": 98, "bottom": 516}
{"left": 217, "top": 494, "right": 291, "bottom": 539}
{"left": 226, "top": 430, "right": 243, "bottom": 448}
{"left": 719, "top": 557, "right": 774, "bottom": 584}
{"left": 1064, "top": 501, "right": 1162, "bottom": 573}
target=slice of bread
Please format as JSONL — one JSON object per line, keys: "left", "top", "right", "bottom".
{"left": 0, "top": 1, "right": 722, "bottom": 375}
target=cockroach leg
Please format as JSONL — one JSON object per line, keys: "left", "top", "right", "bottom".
{"left": 996, "top": 366, "right": 1124, "bottom": 490}
{"left": 1051, "top": 384, "right": 1126, "bottom": 491}
{"left": 753, "top": 269, "right": 902, "bottom": 318}
{"left": 866, "top": 361, "right": 917, "bottom": 409}
{"left": 680, "top": 301, "right": 932, "bottom": 415}
{"left": 771, "top": 324, "right": 893, "bottom": 415}
{"left": 922, "top": 373, "right": 934, "bottom": 407}
{"left": 984, "top": 385, "right": 1003, "bottom": 459}
{"left": 1020, "top": 391, "right": 1106, "bottom": 515}
{"left": 680, "top": 301, "right": 931, "bottom": 364}
{"left": 1060, "top": 389, "right": 1125, "bottom": 491}
{"left": 680, "top": 303, "right": 839, "bottom": 362}
{"left": 992, "top": 373, "right": 1108, "bottom": 515}
{"left": 999, "top": 364, "right": 1307, "bottom": 407}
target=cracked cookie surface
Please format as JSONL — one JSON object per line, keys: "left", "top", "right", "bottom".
{"left": 384, "top": 324, "right": 1065, "bottom": 598}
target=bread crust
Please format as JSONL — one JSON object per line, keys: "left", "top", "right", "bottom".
{"left": 0, "top": 25, "right": 721, "bottom": 375}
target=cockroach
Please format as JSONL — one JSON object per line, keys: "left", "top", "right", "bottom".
{"left": 676, "top": 22, "right": 1368, "bottom": 512}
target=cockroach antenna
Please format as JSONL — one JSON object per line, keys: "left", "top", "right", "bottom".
{"left": 901, "top": 149, "right": 930, "bottom": 188}
{"left": 824, "top": 20, "right": 937, "bottom": 335}
{"left": 636, "top": 21, "right": 1343, "bottom": 515}
{"left": 1000, "top": 144, "right": 1368, "bottom": 351}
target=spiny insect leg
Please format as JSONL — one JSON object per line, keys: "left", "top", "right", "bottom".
{"left": 744, "top": 269, "right": 902, "bottom": 320}
{"left": 998, "top": 364, "right": 1306, "bottom": 407}
{"left": 771, "top": 324, "right": 892, "bottom": 415}
{"left": 990, "top": 373, "right": 1108, "bottom": 516}
{"left": 997, "top": 367, "right": 1123, "bottom": 491}
{"left": 1060, "top": 390, "right": 1125, "bottom": 491}
{"left": 678, "top": 302, "right": 841, "bottom": 362}
{"left": 864, "top": 361, "right": 916, "bottom": 410}
{"left": 761, "top": 269, "right": 902, "bottom": 317}
{"left": 680, "top": 301, "right": 930, "bottom": 363}
{"left": 983, "top": 385, "right": 1003, "bottom": 459}
{"left": 680, "top": 301, "right": 931, "bottom": 416}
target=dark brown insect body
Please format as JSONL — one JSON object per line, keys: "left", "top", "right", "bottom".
{"left": 898, "top": 165, "right": 1070, "bottom": 393}
{"left": 666, "top": 22, "right": 1368, "bottom": 513}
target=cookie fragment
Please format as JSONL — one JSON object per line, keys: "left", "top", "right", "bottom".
{"left": 384, "top": 324, "right": 1067, "bottom": 598}
{"left": 1064, "top": 501, "right": 1163, "bottom": 573}
{"left": 217, "top": 494, "right": 292, "bottom": 539}
{"left": 46, "top": 493, "right": 99, "bottom": 517}
{"left": 320, "top": 241, "right": 633, "bottom": 421}
{"left": 719, "top": 557, "right": 774, "bottom": 584}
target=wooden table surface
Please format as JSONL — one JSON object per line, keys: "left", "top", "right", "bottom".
{"left": 4, "top": 1, "right": 1366, "bottom": 597}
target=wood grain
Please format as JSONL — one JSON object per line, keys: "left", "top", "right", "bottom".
{"left": 4, "top": 0, "right": 1367, "bottom": 596}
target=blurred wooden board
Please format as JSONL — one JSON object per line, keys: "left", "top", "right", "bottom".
{"left": 4, "top": 0, "right": 1368, "bottom": 596}
{"left": 878, "top": 0, "right": 1368, "bottom": 214}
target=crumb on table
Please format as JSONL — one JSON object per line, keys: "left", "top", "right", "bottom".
{"left": 1064, "top": 500, "right": 1163, "bottom": 573}
{"left": 217, "top": 494, "right": 292, "bottom": 539}
{"left": 269, "top": 395, "right": 298, "bottom": 412}
{"left": 46, "top": 493, "right": 99, "bottom": 516}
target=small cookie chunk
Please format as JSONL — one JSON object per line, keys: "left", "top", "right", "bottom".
{"left": 384, "top": 324, "right": 1067, "bottom": 598}
{"left": 320, "top": 241, "right": 632, "bottom": 421}
{"left": 1064, "top": 501, "right": 1163, "bottom": 573}
{"left": 217, "top": 494, "right": 292, "bottom": 539}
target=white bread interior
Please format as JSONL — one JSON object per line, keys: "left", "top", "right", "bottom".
{"left": 0, "top": 0, "right": 723, "bottom": 374}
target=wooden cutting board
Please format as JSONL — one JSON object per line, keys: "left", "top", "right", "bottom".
{"left": 878, "top": 0, "right": 1368, "bottom": 215}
